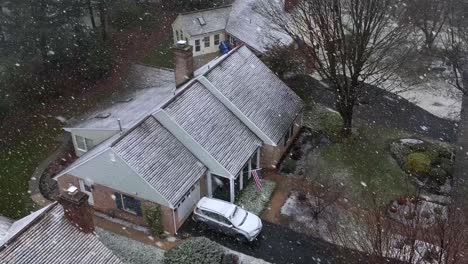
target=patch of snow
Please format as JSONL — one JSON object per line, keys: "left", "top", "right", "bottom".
{"left": 223, "top": 247, "right": 271, "bottom": 264}
{"left": 400, "top": 139, "right": 424, "bottom": 144}
{"left": 420, "top": 125, "right": 429, "bottom": 131}
{"left": 377, "top": 74, "right": 462, "bottom": 121}
{"left": 165, "top": 236, "right": 177, "bottom": 243}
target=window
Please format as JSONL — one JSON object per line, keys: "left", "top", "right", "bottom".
{"left": 75, "top": 135, "right": 93, "bottom": 152}
{"left": 115, "top": 192, "right": 142, "bottom": 216}
{"left": 214, "top": 34, "right": 220, "bottom": 45}
{"left": 175, "top": 30, "right": 179, "bottom": 40}
{"left": 195, "top": 39, "right": 201, "bottom": 52}
{"left": 203, "top": 36, "right": 210, "bottom": 48}
{"left": 201, "top": 210, "right": 230, "bottom": 225}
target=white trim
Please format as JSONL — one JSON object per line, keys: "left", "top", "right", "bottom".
{"left": 197, "top": 76, "right": 277, "bottom": 146}
{"left": 229, "top": 178, "right": 235, "bottom": 203}
{"left": 207, "top": 172, "right": 213, "bottom": 197}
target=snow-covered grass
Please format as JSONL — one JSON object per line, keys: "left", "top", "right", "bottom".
{"left": 280, "top": 191, "right": 335, "bottom": 240}
{"left": 96, "top": 228, "right": 165, "bottom": 264}
{"left": 373, "top": 58, "right": 463, "bottom": 122}
{"left": 236, "top": 180, "right": 277, "bottom": 215}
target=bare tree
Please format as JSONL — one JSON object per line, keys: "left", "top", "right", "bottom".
{"left": 404, "top": 0, "right": 449, "bottom": 50}
{"left": 441, "top": 0, "right": 468, "bottom": 95}
{"left": 256, "top": 0, "right": 411, "bottom": 137}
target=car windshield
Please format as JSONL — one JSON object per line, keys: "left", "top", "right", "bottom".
{"left": 229, "top": 206, "right": 248, "bottom": 227}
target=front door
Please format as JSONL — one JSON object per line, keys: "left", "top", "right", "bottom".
{"left": 79, "top": 179, "right": 94, "bottom": 205}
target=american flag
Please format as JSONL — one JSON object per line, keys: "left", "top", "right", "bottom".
{"left": 252, "top": 169, "right": 263, "bottom": 192}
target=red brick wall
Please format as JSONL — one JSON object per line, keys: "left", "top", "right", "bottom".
{"left": 261, "top": 113, "right": 303, "bottom": 169}
{"left": 56, "top": 174, "right": 177, "bottom": 234}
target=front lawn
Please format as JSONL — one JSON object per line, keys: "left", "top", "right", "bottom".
{"left": 141, "top": 36, "right": 174, "bottom": 69}
{"left": 236, "top": 180, "right": 277, "bottom": 215}
{"left": 313, "top": 124, "right": 417, "bottom": 206}
{"left": 0, "top": 117, "right": 62, "bottom": 219}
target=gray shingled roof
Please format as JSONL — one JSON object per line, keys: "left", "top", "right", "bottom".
{"left": 204, "top": 46, "right": 303, "bottom": 144}
{"left": 174, "top": 6, "right": 231, "bottom": 37}
{"left": 112, "top": 116, "right": 207, "bottom": 206}
{"left": 0, "top": 204, "right": 123, "bottom": 264}
{"left": 226, "top": 0, "right": 292, "bottom": 53}
{"left": 164, "top": 82, "right": 262, "bottom": 176}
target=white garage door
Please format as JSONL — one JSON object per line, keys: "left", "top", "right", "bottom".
{"left": 177, "top": 183, "right": 200, "bottom": 222}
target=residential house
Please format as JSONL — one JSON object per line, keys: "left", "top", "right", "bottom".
{"left": 0, "top": 190, "right": 124, "bottom": 264}
{"left": 171, "top": 0, "right": 294, "bottom": 66}
{"left": 54, "top": 44, "right": 304, "bottom": 235}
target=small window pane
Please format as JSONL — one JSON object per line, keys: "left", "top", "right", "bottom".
{"left": 195, "top": 39, "right": 201, "bottom": 52}
{"left": 214, "top": 34, "right": 220, "bottom": 45}
{"left": 75, "top": 135, "right": 87, "bottom": 151}
{"left": 203, "top": 36, "right": 210, "bottom": 47}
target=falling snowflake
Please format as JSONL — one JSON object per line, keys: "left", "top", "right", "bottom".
{"left": 360, "top": 181, "right": 368, "bottom": 187}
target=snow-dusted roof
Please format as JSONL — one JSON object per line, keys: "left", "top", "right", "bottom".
{"left": 226, "top": 0, "right": 293, "bottom": 53}
{"left": 173, "top": 6, "right": 232, "bottom": 37}
{"left": 0, "top": 216, "right": 12, "bottom": 245}
{"left": 0, "top": 203, "right": 123, "bottom": 264}
{"left": 68, "top": 65, "right": 175, "bottom": 130}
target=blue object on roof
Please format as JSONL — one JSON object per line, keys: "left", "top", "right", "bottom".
{"left": 219, "top": 41, "right": 231, "bottom": 54}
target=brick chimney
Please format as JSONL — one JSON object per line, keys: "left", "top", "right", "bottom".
{"left": 284, "top": 0, "right": 299, "bottom": 12}
{"left": 174, "top": 40, "right": 194, "bottom": 88}
{"left": 58, "top": 186, "right": 94, "bottom": 233}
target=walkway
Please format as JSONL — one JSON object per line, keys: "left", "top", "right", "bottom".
{"left": 28, "top": 133, "right": 70, "bottom": 207}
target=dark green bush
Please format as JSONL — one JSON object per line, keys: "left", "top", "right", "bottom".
{"left": 143, "top": 202, "right": 163, "bottom": 236}
{"left": 428, "top": 167, "right": 449, "bottom": 185}
{"left": 164, "top": 237, "right": 224, "bottom": 264}
{"left": 282, "top": 159, "right": 297, "bottom": 174}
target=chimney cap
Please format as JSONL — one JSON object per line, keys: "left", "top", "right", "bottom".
{"left": 176, "top": 40, "right": 189, "bottom": 49}
{"left": 67, "top": 185, "right": 78, "bottom": 194}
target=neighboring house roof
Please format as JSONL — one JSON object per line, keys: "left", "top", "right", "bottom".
{"left": 203, "top": 46, "right": 303, "bottom": 144}
{"left": 226, "top": 0, "right": 293, "bottom": 53}
{"left": 0, "top": 216, "right": 12, "bottom": 244}
{"left": 0, "top": 203, "right": 123, "bottom": 264}
{"left": 173, "top": 5, "right": 232, "bottom": 37}
{"left": 68, "top": 65, "right": 175, "bottom": 130}
{"left": 172, "top": 0, "right": 293, "bottom": 53}
{"left": 112, "top": 116, "right": 207, "bottom": 206}
{"left": 163, "top": 81, "right": 262, "bottom": 175}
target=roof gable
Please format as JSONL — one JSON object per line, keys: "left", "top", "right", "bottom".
{"left": 112, "top": 116, "right": 207, "bottom": 206}
{"left": 163, "top": 81, "right": 262, "bottom": 176}
{"left": 203, "top": 46, "right": 303, "bottom": 144}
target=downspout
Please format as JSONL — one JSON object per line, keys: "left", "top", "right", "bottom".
{"left": 172, "top": 208, "right": 177, "bottom": 235}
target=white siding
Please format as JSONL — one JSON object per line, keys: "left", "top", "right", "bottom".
{"left": 68, "top": 129, "right": 118, "bottom": 157}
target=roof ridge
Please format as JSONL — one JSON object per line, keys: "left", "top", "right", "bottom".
{"left": 178, "top": 4, "right": 232, "bottom": 16}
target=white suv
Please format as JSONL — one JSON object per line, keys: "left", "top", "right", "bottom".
{"left": 193, "top": 197, "right": 263, "bottom": 242}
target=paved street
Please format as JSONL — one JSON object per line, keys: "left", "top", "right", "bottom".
{"left": 178, "top": 218, "right": 401, "bottom": 264}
